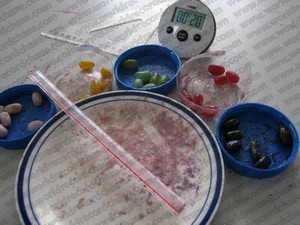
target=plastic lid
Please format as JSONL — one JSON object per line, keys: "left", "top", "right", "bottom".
{"left": 215, "top": 103, "right": 299, "bottom": 178}
{"left": 0, "top": 84, "right": 57, "bottom": 149}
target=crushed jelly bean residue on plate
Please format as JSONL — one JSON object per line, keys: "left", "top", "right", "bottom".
{"left": 28, "top": 97, "right": 218, "bottom": 225}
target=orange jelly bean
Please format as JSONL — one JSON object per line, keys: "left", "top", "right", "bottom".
{"left": 79, "top": 61, "right": 95, "bottom": 70}
{"left": 90, "top": 80, "right": 102, "bottom": 95}
{"left": 101, "top": 78, "right": 111, "bottom": 90}
{"left": 100, "top": 67, "right": 112, "bottom": 79}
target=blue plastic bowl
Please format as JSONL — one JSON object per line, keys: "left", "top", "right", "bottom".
{"left": 216, "top": 103, "right": 299, "bottom": 179}
{"left": 114, "top": 44, "right": 181, "bottom": 95}
{"left": 0, "top": 84, "right": 57, "bottom": 149}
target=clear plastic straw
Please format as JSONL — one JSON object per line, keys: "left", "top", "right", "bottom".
{"left": 29, "top": 70, "right": 185, "bottom": 213}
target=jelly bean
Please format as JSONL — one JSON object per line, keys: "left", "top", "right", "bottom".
{"left": 225, "top": 130, "right": 243, "bottom": 140}
{"left": 222, "top": 118, "right": 240, "bottom": 131}
{"left": 0, "top": 105, "right": 4, "bottom": 113}
{"left": 101, "top": 78, "right": 111, "bottom": 91}
{"left": 214, "top": 75, "right": 228, "bottom": 85}
{"left": 249, "top": 140, "right": 262, "bottom": 162}
{"left": 149, "top": 73, "right": 160, "bottom": 85}
{"left": 181, "top": 90, "right": 192, "bottom": 101}
{"left": 28, "top": 120, "right": 43, "bottom": 132}
{"left": 208, "top": 64, "right": 225, "bottom": 76}
{"left": 254, "top": 155, "right": 271, "bottom": 169}
{"left": 226, "top": 71, "right": 240, "bottom": 84}
{"left": 134, "top": 79, "right": 144, "bottom": 88}
{"left": 143, "top": 83, "right": 156, "bottom": 88}
{"left": 224, "top": 140, "right": 242, "bottom": 153}
{"left": 122, "top": 59, "right": 138, "bottom": 69}
{"left": 32, "top": 92, "right": 43, "bottom": 106}
{"left": 157, "top": 75, "right": 170, "bottom": 85}
{"left": 0, "top": 123, "right": 8, "bottom": 138}
{"left": 134, "top": 71, "right": 152, "bottom": 82}
{"left": 201, "top": 104, "right": 218, "bottom": 117}
{"left": 0, "top": 112, "right": 11, "bottom": 127}
{"left": 90, "top": 80, "right": 102, "bottom": 95}
{"left": 192, "top": 94, "right": 204, "bottom": 106}
{"left": 5, "top": 103, "right": 22, "bottom": 114}
{"left": 278, "top": 127, "right": 293, "bottom": 147}
{"left": 79, "top": 61, "right": 95, "bottom": 70}
{"left": 100, "top": 67, "right": 113, "bottom": 79}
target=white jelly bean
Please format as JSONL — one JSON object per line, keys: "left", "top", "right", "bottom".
{"left": 5, "top": 103, "right": 22, "bottom": 114}
{"left": 0, "top": 105, "right": 4, "bottom": 113}
{"left": 32, "top": 92, "right": 43, "bottom": 106}
{"left": 0, "top": 111, "right": 11, "bottom": 127}
{"left": 0, "top": 123, "right": 8, "bottom": 138}
{"left": 28, "top": 120, "right": 43, "bottom": 132}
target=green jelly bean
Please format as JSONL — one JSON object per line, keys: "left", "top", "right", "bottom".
{"left": 122, "top": 59, "right": 138, "bottom": 69}
{"left": 134, "top": 71, "right": 152, "bottom": 82}
{"left": 143, "top": 83, "right": 156, "bottom": 88}
{"left": 134, "top": 78, "right": 144, "bottom": 88}
{"left": 158, "top": 75, "right": 170, "bottom": 85}
{"left": 149, "top": 73, "right": 160, "bottom": 85}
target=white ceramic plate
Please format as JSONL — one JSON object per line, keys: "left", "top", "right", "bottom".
{"left": 16, "top": 91, "right": 224, "bottom": 225}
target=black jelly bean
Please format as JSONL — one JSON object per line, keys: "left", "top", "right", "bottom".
{"left": 222, "top": 118, "right": 240, "bottom": 131}
{"left": 224, "top": 140, "right": 242, "bottom": 153}
{"left": 254, "top": 156, "right": 271, "bottom": 169}
{"left": 249, "top": 140, "right": 262, "bottom": 162}
{"left": 278, "top": 127, "right": 293, "bottom": 147}
{"left": 225, "top": 130, "right": 243, "bottom": 140}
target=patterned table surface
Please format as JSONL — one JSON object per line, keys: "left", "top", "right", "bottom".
{"left": 1, "top": 0, "right": 300, "bottom": 224}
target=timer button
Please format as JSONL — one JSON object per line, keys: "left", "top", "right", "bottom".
{"left": 166, "top": 26, "right": 173, "bottom": 34}
{"left": 194, "top": 34, "right": 201, "bottom": 42}
{"left": 177, "top": 30, "right": 188, "bottom": 42}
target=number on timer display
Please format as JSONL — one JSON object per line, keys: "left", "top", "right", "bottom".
{"left": 172, "top": 7, "right": 207, "bottom": 30}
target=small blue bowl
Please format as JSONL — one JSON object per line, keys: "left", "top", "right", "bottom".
{"left": 114, "top": 44, "right": 181, "bottom": 95}
{"left": 0, "top": 84, "right": 57, "bottom": 149}
{"left": 216, "top": 103, "right": 299, "bottom": 179}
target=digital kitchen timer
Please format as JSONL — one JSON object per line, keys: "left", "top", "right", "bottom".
{"left": 158, "top": 0, "right": 216, "bottom": 58}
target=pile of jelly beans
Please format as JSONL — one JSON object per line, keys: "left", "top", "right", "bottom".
{"left": 221, "top": 117, "right": 293, "bottom": 169}
{"left": 79, "top": 61, "right": 112, "bottom": 97}
{"left": 122, "top": 59, "right": 170, "bottom": 88}
{"left": 208, "top": 64, "right": 240, "bottom": 85}
{"left": 180, "top": 64, "right": 241, "bottom": 117}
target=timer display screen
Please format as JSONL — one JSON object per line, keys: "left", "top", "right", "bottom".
{"left": 171, "top": 7, "right": 207, "bottom": 30}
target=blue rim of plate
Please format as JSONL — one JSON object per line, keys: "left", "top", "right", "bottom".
{"left": 16, "top": 90, "right": 224, "bottom": 225}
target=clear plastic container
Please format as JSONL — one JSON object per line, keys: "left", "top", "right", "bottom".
{"left": 177, "top": 51, "right": 252, "bottom": 130}
{"left": 44, "top": 45, "right": 113, "bottom": 102}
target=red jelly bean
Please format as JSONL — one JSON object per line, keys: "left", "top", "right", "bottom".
{"left": 181, "top": 90, "right": 192, "bottom": 101}
{"left": 214, "top": 75, "right": 228, "bottom": 85}
{"left": 226, "top": 71, "right": 240, "bottom": 83}
{"left": 192, "top": 94, "right": 204, "bottom": 105}
{"left": 208, "top": 64, "right": 225, "bottom": 76}
{"left": 201, "top": 104, "right": 218, "bottom": 117}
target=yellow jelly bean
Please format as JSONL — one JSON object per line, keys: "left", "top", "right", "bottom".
{"left": 79, "top": 61, "right": 95, "bottom": 70}
{"left": 101, "top": 78, "right": 111, "bottom": 90}
{"left": 90, "top": 80, "right": 102, "bottom": 95}
{"left": 100, "top": 67, "right": 112, "bottom": 79}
